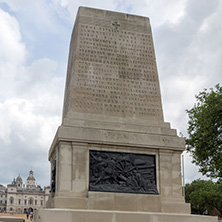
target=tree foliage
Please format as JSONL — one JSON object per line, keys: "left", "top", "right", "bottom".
{"left": 185, "top": 179, "right": 222, "bottom": 215}
{"left": 186, "top": 84, "right": 222, "bottom": 178}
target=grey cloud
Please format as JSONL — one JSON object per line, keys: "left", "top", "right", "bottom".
{"left": 185, "top": 0, "right": 219, "bottom": 23}
{"left": 155, "top": 0, "right": 219, "bottom": 63}
{"left": 0, "top": 138, "right": 50, "bottom": 186}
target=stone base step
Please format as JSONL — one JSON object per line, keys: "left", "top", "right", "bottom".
{"left": 34, "top": 209, "right": 217, "bottom": 222}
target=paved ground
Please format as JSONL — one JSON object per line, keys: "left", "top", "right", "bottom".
{"left": 1, "top": 212, "right": 221, "bottom": 222}
{"left": 0, "top": 213, "right": 31, "bottom": 222}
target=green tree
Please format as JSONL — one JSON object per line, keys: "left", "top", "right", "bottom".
{"left": 214, "top": 181, "right": 222, "bottom": 215}
{"left": 186, "top": 84, "right": 222, "bottom": 179}
{"left": 185, "top": 179, "right": 222, "bottom": 215}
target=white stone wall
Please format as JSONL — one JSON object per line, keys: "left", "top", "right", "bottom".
{"left": 5, "top": 173, "right": 50, "bottom": 214}
{"left": 6, "top": 189, "right": 49, "bottom": 214}
{"left": 0, "top": 189, "right": 7, "bottom": 212}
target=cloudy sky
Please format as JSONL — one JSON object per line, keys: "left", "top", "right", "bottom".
{"left": 0, "top": 0, "right": 221, "bottom": 188}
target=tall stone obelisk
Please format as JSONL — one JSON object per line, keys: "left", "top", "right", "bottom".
{"left": 35, "top": 7, "right": 217, "bottom": 222}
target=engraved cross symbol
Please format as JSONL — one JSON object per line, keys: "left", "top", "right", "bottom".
{"left": 112, "top": 21, "right": 120, "bottom": 30}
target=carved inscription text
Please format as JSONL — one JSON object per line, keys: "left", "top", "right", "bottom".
{"left": 72, "top": 21, "right": 163, "bottom": 120}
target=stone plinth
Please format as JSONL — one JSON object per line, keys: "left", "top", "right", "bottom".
{"left": 46, "top": 117, "right": 190, "bottom": 214}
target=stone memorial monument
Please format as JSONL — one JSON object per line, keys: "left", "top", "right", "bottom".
{"left": 35, "top": 6, "right": 217, "bottom": 222}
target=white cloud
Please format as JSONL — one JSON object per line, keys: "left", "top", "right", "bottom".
{"left": 0, "top": 5, "right": 64, "bottom": 186}
{"left": 51, "top": 0, "right": 117, "bottom": 23}
{"left": 17, "top": 58, "right": 57, "bottom": 93}
{"left": 0, "top": 0, "right": 221, "bottom": 186}
{"left": 0, "top": 9, "right": 26, "bottom": 64}
{"left": 162, "top": 74, "right": 206, "bottom": 133}
{"left": 0, "top": 98, "right": 61, "bottom": 148}
{"left": 50, "top": 0, "right": 187, "bottom": 26}
{"left": 0, "top": 9, "right": 63, "bottom": 145}
{"left": 0, "top": 0, "right": 24, "bottom": 11}
{"left": 0, "top": 8, "right": 27, "bottom": 99}
{"left": 182, "top": 151, "right": 208, "bottom": 184}
{"left": 154, "top": 0, "right": 221, "bottom": 133}
{"left": 133, "top": 0, "right": 186, "bottom": 26}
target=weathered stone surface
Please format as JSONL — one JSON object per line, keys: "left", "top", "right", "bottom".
{"left": 38, "top": 6, "right": 217, "bottom": 222}
{"left": 35, "top": 209, "right": 218, "bottom": 222}
{"left": 46, "top": 6, "right": 188, "bottom": 212}
{"left": 62, "top": 6, "right": 163, "bottom": 122}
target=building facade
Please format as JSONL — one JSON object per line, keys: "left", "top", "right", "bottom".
{"left": 4, "top": 170, "right": 49, "bottom": 214}
{"left": 0, "top": 184, "right": 7, "bottom": 212}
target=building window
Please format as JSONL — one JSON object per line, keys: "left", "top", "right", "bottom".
{"left": 10, "top": 207, "right": 13, "bottom": 211}
{"left": 10, "top": 197, "right": 14, "bottom": 204}
{"left": 35, "top": 200, "right": 37, "bottom": 205}
{"left": 0, "top": 200, "right": 2, "bottom": 204}
{"left": 41, "top": 200, "right": 43, "bottom": 206}
{"left": 18, "top": 199, "right": 21, "bottom": 205}
{"left": 24, "top": 200, "right": 27, "bottom": 205}
{"left": 29, "top": 198, "right": 33, "bottom": 205}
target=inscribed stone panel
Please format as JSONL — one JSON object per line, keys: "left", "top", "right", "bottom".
{"left": 69, "top": 9, "right": 164, "bottom": 121}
